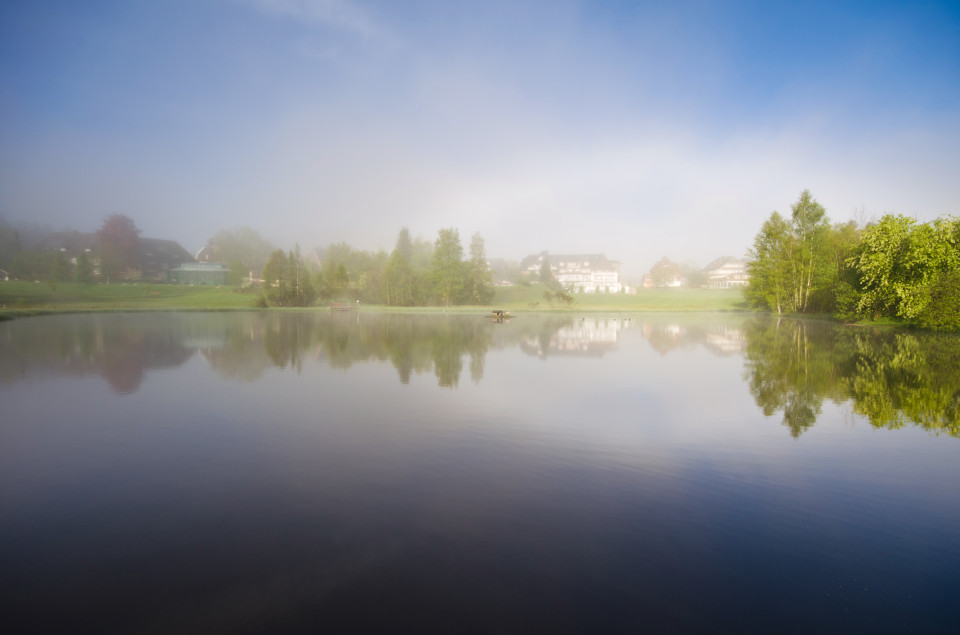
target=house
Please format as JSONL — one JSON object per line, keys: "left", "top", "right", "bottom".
{"left": 34, "top": 231, "right": 195, "bottom": 281}
{"left": 703, "top": 256, "right": 749, "bottom": 288}
{"left": 520, "top": 252, "right": 623, "bottom": 293}
{"left": 139, "top": 238, "right": 195, "bottom": 280}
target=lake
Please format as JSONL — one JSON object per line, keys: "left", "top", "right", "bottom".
{"left": 2, "top": 311, "right": 959, "bottom": 633}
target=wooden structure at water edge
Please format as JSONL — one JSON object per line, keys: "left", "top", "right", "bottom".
{"left": 330, "top": 301, "right": 359, "bottom": 311}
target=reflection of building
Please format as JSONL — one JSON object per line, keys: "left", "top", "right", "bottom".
{"left": 520, "top": 317, "right": 629, "bottom": 357}
{"left": 641, "top": 321, "right": 745, "bottom": 356}
{"left": 703, "top": 256, "right": 749, "bottom": 288}
{"left": 702, "top": 324, "right": 747, "bottom": 356}
{"left": 520, "top": 252, "right": 623, "bottom": 293}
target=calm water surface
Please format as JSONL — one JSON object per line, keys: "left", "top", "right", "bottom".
{"left": 2, "top": 312, "right": 959, "bottom": 633}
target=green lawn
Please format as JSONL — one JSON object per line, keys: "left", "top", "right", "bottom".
{"left": 491, "top": 285, "right": 749, "bottom": 311}
{"left": 0, "top": 281, "right": 257, "bottom": 312}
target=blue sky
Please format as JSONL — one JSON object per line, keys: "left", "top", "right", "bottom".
{"left": 2, "top": 0, "right": 958, "bottom": 276}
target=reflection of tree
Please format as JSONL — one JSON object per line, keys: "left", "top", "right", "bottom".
{"left": 0, "top": 315, "right": 195, "bottom": 394}
{"left": 743, "top": 317, "right": 960, "bottom": 438}
{"left": 218, "top": 313, "right": 495, "bottom": 389}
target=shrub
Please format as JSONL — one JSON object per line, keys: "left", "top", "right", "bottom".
{"left": 916, "top": 270, "right": 960, "bottom": 332}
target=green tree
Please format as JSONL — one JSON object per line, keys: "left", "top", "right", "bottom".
{"left": 262, "top": 247, "right": 316, "bottom": 307}
{"left": 228, "top": 260, "right": 246, "bottom": 288}
{"left": 0, "top": 220, "right": 20, "bottom": 271}
{"left": 203, "top": 227, "right": 275, "bottom": 272}
{"left": 466, "top": 232, "right": 494, "bottom": 305}
{"left": 432, "top": 228, "right": 465, "bottom": 306}
{"left": 746, "top": 191, "right": 833, "bottom": 314}
{"left": 846, "top": 214, "right": 960, "bottom": 322}
{"left": 787, "top": 190, "right": 830, "bottom": 313}
{"left": 74, "top": 250, "right": 93, "bottom": 284}
{"left": 746, "top": 212, "right": 793, "bottom": 313}
{"left": 9, "top": 250, "right": 49, "bottom": 280}
{"left": 262, "top": 249, "right": 290, "bottom": 306}
{"left": 650, "top": 256, "right": 681, "bottom": 287}
{"left": 50, "top": 250, "right": 67, "bottom": 283}
{"left": 386, "top": 228, "right": 416, "bottom": 306}
{"left": 915, "top": 269, "right": 960, "bottom": 331}
{"left": 682, "top": 262, "right": 709, "bottom": 289}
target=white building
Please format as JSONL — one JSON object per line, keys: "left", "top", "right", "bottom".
{"left": 703, "top": 256, "right": 749, "bottom": 288}
{"left": 520, "top": 252, "right": 623, "bottom": 294}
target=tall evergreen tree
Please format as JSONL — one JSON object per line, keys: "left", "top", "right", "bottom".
{"left": 466, "top": 232, "right": 494, "bottom": 304}
{"left": 386, "top": 227, "right": 415, "bottom": 306}
{"left": 432, "top": 228, "right": 465, "bottom": 306}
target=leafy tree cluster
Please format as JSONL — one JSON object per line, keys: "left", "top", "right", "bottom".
{"left": 846, "top": 215, "right": 960, "bottom": 329}
{"left": 746, "top": 190, "right": 856, "bottom": 314}
{"left": 202, "top": 226, "right": 277, "bottom": 287}
{"left": 746, "top": 190, "right": 958, "bottom": 331}
{"left": 254, "top": 227, "right": 495, "bottom": 308}
{"left": 308, "top": 228, "right": 494, "bottom": 307}
{"left": 261, "top": 247, "right": 317, "bottom": 307}
{"left": 650, "top": 256, "right": 682, "bottom": 287}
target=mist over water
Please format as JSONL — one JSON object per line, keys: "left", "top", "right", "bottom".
{"left": 2, "top": 312, "right": 958, "bottom": 632}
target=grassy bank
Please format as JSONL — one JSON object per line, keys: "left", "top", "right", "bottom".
{"left": 0, "top": 281, "right": 257, "bottom": 313}
{"left": 0, "top": 280, "right": 748, "bottom": 319}
{"left": 491, "top": 285, "right": 749, "bottom": 311}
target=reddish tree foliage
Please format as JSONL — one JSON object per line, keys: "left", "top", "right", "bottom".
{"left": 97, "top": 214, "right": 141, "bottom": 280}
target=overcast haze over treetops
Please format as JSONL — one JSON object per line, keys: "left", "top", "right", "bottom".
{"left": 2, "top": 0, "right": 958, "bottom": 278}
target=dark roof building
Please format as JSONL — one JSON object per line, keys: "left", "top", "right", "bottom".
{"left": 34, "top": 231, "right": 195, "bottom": 281}
{"left": 139, "top": 238, "right": 194, "bottom": 280}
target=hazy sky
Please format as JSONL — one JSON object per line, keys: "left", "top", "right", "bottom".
{"left": 2, "top": 0, "right": 958, "bottom": 277}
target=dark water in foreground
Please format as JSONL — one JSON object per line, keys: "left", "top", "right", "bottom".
{"left": 2, "top": 312, "right": 959, "bottom": 633}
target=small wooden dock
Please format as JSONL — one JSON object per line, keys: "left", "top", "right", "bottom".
{"left": 330, "top": 301, "right": 358, "bottom": 311}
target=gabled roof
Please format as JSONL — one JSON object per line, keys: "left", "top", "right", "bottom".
{"left": 703, "top": 256, "right": 747, "bottom": 272}
{"left": 139, "top": 237, "right": 194, "bottom": 263}
{"left": 32, "top": 231, "right": 98, "bottom": 254}
{"left": 520, "top": 252, "right": 617, "bottom": 271}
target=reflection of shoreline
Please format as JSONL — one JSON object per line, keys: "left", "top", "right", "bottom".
{"left": 6, "top": 313, "right": 957, "bottom": 439}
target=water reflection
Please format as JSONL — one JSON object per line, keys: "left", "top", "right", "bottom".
{"left": 637, "top": 319, "right": 747, "bottom": 356}
{"left": 2, "top": 312, "right": 959, "bottom": 438}
{"left": 743, "top": 317, "right": 960, "bottom": 438}
{"left": 519, "top": 316, "right": 629, "bottom": 358}
{"left": 0, "top": 314, "right": 198, "bottom": 393}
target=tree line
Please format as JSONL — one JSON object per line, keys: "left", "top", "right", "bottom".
{"left": 746, "top": 190, "right": 960, "bottom": 331}
{"left": 0, "top": 215, "right": 497, "bottom": 308}
{"left": 258, "top": 227, "right": 495, "bottom": 308}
